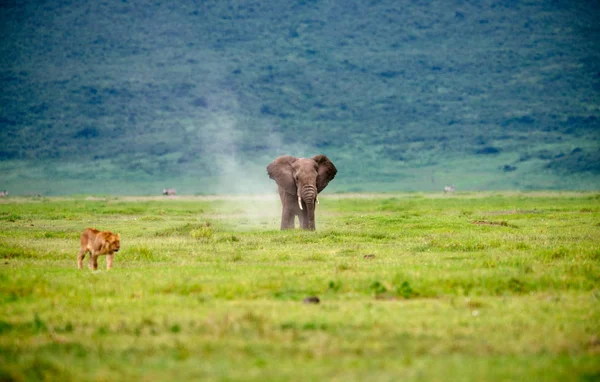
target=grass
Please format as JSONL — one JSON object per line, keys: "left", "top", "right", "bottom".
{"left": 0, "top": 192, "right": 599, "bottom": 381}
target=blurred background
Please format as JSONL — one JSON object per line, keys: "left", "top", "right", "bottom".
{"left": 0, "top": 0, "right": 599, "bottom": 195}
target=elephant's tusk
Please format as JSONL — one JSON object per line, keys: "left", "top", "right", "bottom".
{"left": 316, "top": 195, "right": 319, "bottom": 204}
{"left": 298, "top": 196, "right": 303, "bottom": 210}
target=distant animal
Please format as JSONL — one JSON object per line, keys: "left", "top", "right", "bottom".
{"left": 444, "top": 185, "right": 455, "bottom": 193}
{"left": 162, "top": 188, "right": 176, "bottom": 196}
{"left": 303, "top": 296, "right": 320, "bottom": 304}
{"left": 0, "top": 190, "right": 8, "bottom": 197}
{"left": 77, "top": 228, "right": 121, "bottom": 270}
{"left": 267, "top": 155, "right": 337, "bottom": 230}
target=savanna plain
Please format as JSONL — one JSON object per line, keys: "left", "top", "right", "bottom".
{"left": 0, "top": 192, "right": 598, "bottom": 381}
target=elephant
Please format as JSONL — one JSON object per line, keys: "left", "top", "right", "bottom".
{"left": 267, "top": 154, "right": 337, "bottom": 230}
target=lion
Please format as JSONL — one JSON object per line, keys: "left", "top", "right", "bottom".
{"left": 77, "top": 228, "right": 121, "bottom": 270}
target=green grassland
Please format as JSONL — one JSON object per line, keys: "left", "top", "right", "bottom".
{"left": 0, "top": 192, "right": 599, "bottom": 381}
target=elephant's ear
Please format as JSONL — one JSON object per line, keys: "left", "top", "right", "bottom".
{"left": 312, "top": 155, "right": 337, "bottom": 193}
{"left": 267, "top": 156, "right": 298, "bottom": 195}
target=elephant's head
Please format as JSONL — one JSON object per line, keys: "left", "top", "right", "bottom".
{"left": 267, "top": 155, "right": 337, "bottom": 230}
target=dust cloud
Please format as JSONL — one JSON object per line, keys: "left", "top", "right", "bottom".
{"left": 194, "top": 111, "right": 313, "bottom": 227}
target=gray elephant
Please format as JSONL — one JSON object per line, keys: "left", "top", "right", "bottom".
{"left": 267, "top": 155, "right": 337, "bottom": 230}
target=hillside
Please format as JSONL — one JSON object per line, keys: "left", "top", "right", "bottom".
{"left": 1, "top": 0, "right": 599, "bottom": 195}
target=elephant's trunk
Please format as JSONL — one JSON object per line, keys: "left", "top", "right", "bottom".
{"left": 304, "top": 201, "right": 316, "bottom": 230}
{"left": 301, "top": 185, "right": 317, "bottom": 230}
{"left": 301, "top": 185, "right": 317, "bottom": 205}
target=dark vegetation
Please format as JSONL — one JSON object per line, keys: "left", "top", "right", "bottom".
{"left": 0, "top": 0, "right": 599, "bottom": 194}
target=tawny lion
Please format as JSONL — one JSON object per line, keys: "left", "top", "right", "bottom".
{"left": 77, "top": 228, "right": 121, "bottom": 270}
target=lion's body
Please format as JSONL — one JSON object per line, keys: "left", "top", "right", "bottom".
{"left": 77, "top": 228, "right": 120, "bottom": 270}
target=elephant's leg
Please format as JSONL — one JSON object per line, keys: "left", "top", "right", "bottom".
{"left": 281, "top": 208, "right": 295, "bottom": 230}
{"left": 298, "top": 210, "right": 305, "bottom": 228}
{"left": 299, "top": 206, "right": 309, "bottom": 229}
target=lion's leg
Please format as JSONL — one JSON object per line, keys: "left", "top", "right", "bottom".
{"left": 106, "top": 254, "right": 114, "bottom": 270}
{"left": 89, "top": 253, "right": 99, "bottom": 270}
{"left": 77, "top": 249, "right": 87, "bottom": 269}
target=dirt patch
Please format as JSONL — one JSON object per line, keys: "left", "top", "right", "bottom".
{"left": 486, "top": 210, "right": 542, "bottom": 215}
{"left": 472, "top": 220, "right": 509, "bottom": 226}
{"left": 85, "top": 196, "right": 109, "bottom": 201}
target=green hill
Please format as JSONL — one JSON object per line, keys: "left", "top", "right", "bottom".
{"left": 1, "top": 0, "right": 599, "bottom": 195}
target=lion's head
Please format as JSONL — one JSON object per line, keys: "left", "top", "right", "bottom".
{"left": 103, "top": 232, "right": 121, "bottom": 253}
